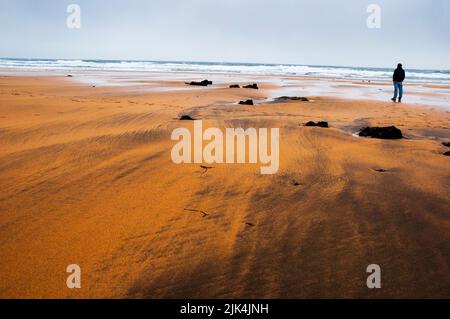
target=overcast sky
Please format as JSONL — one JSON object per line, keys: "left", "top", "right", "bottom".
{"left": 0, "top": 0, "right": 449, "bottom": 69}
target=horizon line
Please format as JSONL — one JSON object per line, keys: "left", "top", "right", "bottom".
{"left": 1, "top": 56, "right": 449, "bottom": 72}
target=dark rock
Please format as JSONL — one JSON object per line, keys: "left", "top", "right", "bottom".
{"left": 229, "top": 84, "right": 240, "bottom": 88}
{"left": 67, "top": 75, "right": 73, "bottom": 77}
{"left": 443, "top": 142, "right": 450, "bottom": 147}
{"left": 359, "top": 126, "right": 403, "bottom": 139}
{"left": 189, "top": 80, "right": 212, "bottom": 86}
{"left": 305, "top": 121, "right": 329, "bottom": 128}
{"left": 243, "top": 84, "right": 259, "bottom": 90}
{"left": 239, "top": 100, "right": 254, "bottom": 105}
{"left": 179, "top": 115, "right": 195, "bottom": 121}
{"left": 444, "top": 151, "right": 450, "bottom": 156}
{"left": 275, "top": 96, "right": 309, "bottom": 102}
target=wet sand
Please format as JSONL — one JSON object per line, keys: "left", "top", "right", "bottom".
{"left": 0, "top": 74, "right": 449, "bottom": 298}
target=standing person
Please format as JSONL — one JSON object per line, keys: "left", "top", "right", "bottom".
{"left": 391, "top": 63, "right": 405, "bottom": 103}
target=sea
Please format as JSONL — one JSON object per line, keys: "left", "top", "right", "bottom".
{"left": 1, "top": 58, "right": 450, "bottom": 84}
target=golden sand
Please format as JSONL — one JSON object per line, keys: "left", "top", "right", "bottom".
{"left": 0, "top": 75, "right": 449, "bottom": 298}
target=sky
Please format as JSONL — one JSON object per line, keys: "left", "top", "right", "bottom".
{"left": 0, "top": 0, "right": 449, "bottom": 69}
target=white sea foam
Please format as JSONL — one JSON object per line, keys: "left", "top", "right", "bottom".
{"left": 1, "top": 59, "right": 450, "bottom": 84}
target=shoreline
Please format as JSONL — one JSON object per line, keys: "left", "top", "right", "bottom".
{"left": 2, "top": 69, "right": 450, "bottom": 110}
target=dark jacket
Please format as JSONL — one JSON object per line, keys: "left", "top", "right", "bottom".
{"left": 393, "top": 68, "right": 405, "bottom": 82}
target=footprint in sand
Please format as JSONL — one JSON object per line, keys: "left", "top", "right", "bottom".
{"left": 184, "top": 208, "right": 209, "bottom": 218}
{"left": 291, "top": 180, "right": 302, "bottom": 186}
{"left": 200, "top": 165, "right": 214, "bottom": 174}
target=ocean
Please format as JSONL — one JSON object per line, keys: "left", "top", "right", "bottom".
{"left": 1, "top": 58, "right": 450, "bottom": 84}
